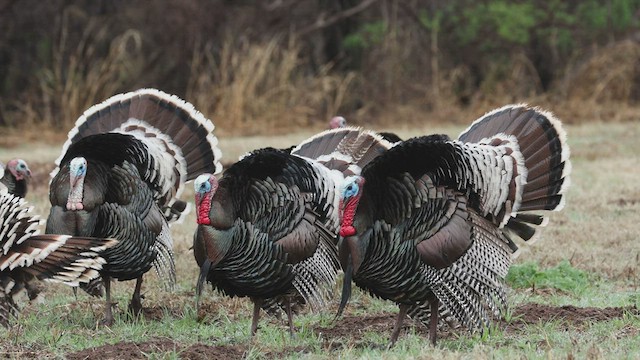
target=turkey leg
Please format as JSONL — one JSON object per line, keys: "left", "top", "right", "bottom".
{"left": 102, "top": 275, "right": 114, "bottom": 326}
{"left": 389, "top": 303, "right": 409, "bottom": 348}
{"left": 285, "top": 297, "right": 295, "bottom": 337}
{"left": 429, "top": 297, "right": 439, "bottom": 345}
{"left": 129, "top": 276, "right": 143, "bottom": 317}
{"left": 250, "top": 298, "right": 263, "bottom": 336}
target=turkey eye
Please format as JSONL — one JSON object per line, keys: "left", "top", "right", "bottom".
{"left": 347, "top": 185, "right": 353, "bottom": 191}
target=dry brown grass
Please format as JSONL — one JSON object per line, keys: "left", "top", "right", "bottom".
{"left": 562, "top": 40, "right": 640, "bottom": 104}
{"left": 186, "top": 37, "right": 356, "bottom": 136}
{"left": 6, "top": 8, "right": 143, "bottom": 130}
{"left": 3, "top": 20, "right": 639, "bottom": 137}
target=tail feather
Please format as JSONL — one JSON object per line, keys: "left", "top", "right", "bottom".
{"left": 12, "top": 235, "right": 118, "bottom": 286}
{"left": 291, "top": 226, "right": 340, "bottom": 312}
{"left": 152, "top": 222, "right": 176, "bottom": 290}
{"left": 0, "top": 296, "right": 18, "bottom": 328}
{"left": 52, "top": 89, "right": 223, "bottom": 218}
{"left": 78, "top": 277, "right": 104, "bottom": 297}
{"left": 68, "top": 89, "right": 222, "bottom": 176}
{"left": 458, "top": 104, "right": 571, "bottom": 245}
{"left": 292, "top": 127, "right": 393, "bottom": 176}
{"left": 518, "top": 196, "right": 565, "bottom": 212}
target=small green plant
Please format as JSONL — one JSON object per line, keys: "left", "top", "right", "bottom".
{"left": 343, "top": 21, "right": 387, "bottom": 51}
{"left": 506, "top": 260, "right": 590, "bottom": 295}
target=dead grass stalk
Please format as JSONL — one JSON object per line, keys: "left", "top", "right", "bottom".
{"left": 186, "top": 36, "right": 356, "bottom": 135}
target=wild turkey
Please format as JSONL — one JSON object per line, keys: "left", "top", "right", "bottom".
{"left": 336, "top": 104, "right": 571, "bottom": 346}
{"left": 46, "top": 88, "right": 222, "bottom": 325}
{"left": 0, "top": 187, "right": 117, "bottom": 327}
{"left": 194, "top": 128, "right": 392, "bottom": 336}
{"left": 329, "top": 116, "right": 347, "bottom": 129}
{"left": 328, "top": 116, "right": 402, "bottom": 143}
{"left": 0, "top": 159, "right": 32, "bottom": 198}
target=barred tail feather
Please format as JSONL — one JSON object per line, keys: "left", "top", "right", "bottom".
{"left": 1, "top": 234, "right": 116, "bottom": 326}
{"left": 78, "top": 277, "right": 104, "bottom": 297}
{"left": 52, "top": 88, "right": 223, "bottom": 213}
{"left": 292, "top": 128, "right": 393, "bottom": 176}
{"left": 62, "top": 88, "right": 222, "bottom": 175}
{"left": 19, "top": 235, "right": 118, "bottom": 286}
{"left": 152, "top": 222, "right": 176, "bottom": 290}
{"left": 458, "top": 104, "right": 571, "bottom": 245}
{"left": 0, "top": 296, "right": 18, "bottom": 328}
{"left": 291, "top": 231, "right": 340, "bottom": 311}
{"left": 421, "top": 240, "right": 509, "bottom": 333}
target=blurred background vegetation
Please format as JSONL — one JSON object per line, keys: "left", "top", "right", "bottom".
{"left": 1, "top": 0, "right": 639, "bottom": 137}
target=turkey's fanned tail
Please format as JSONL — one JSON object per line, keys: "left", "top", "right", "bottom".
{"left": 292, "top": 127, "right": 393, "bottom": 176}
{"left": 458, "top": 104, "right": 571, "bottom": 247}
{"left": 52, "top": 88, "right": 223, "bottom": 222}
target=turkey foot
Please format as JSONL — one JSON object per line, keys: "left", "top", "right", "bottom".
{"left": 101, "top": 301, "right": 117, "bottom": 326}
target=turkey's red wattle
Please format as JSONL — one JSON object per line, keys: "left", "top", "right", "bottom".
{"left": 196, "top": 194, "right": 212, "bottom": 225}
{"left": 340, "top": 225, "right": 356, "bottom": 237}
{"left": 339, "top": 197, "right": 358, "bottom": 237}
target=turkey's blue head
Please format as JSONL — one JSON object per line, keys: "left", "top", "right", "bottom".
{"left": 339, "top": 175, "right": 365, "bottom": 237}
{"left": 67, "top": 157, "right": 87, "bottom": 211}
{"left": 194, "top": 173, "right": 218, "bottom": 225}
{"left": 329, "top": 116, "right": 347, "bottom": 129}
{"left": 7, "top": 159, "right": 31, "bottom": 181}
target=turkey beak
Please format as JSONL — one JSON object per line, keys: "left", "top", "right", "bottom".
{"left": 18, "top": 169, "right": 31, "bottom": 180}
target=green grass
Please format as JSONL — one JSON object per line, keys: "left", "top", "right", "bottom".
{"left": 2, "top": 263, "right": 639, "bottom": 359}
{"left": 507, "top": 260, "right": 591, "bottom": 295}
{"left": 2, "top": 121, "right": 640, "bottom": 359}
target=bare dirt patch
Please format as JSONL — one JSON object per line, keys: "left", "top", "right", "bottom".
{"left": 0, "top": 345, "right": 49, "bottom": 359}
{"left": 314, "top": 304, "right": 638, "bottom": 348}
{"left": 141, "top": 305, "right": 185, "bottom": 322}
{"left": 65, "top": 338, "right": 246, "bottom": 360}
{"left": 503, "top": 303, "right": 638, "bottom": 331}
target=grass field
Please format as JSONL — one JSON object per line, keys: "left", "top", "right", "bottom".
{"left": 1, "top": 120, "right": 639, "bottom": 359}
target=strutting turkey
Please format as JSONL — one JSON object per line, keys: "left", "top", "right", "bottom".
{"left": 336, "top": 104, "right": 571, "bottom": 346}
{"left": 0, "top": 159, "right": 32, "bottom": 198}
{"left": 193, "top": 128, "right": 392, "bottom": 336}
{"left": 46, "top": 88, "right": 223, "bottom": 325}
{"left": 329, "top": 116, "right": 402, "bottom": 143}
{"left": 0, "top": 178, "right": 117, "bottom": 326}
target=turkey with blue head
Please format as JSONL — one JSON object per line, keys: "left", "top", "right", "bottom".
{"left": 0, "top": 159, "right": 32, "bottom": 198}
{"left": 193, "top": 127, "right": 393, "bottom": 336}
{"left": 337, "top": 104, "right": 571, "bottom": 346}
{"left": 0, "top": 175, "right": 117, "bottom": 327}
{"left": 46, "top": 89, "right": 222, "bottom": 325}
